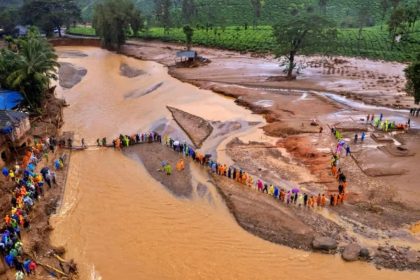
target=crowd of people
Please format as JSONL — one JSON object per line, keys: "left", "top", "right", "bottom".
{"left": 1, "top": 138, "right": 64, "bottom": 279}
{"left": 89, "top": 130, "right": 347, "bottom": 209}
{"left": 409, "top": 108, "right": 420, "bottom": 117}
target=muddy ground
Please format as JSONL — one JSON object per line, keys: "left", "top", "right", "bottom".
{"left": 0, "top": 148, "right": 75, "bottom": 279}
{"left": 124, "top": 143, "right": 193, "bottom": 198}
{"left": 122, "top": 40, "right": 415, "bottom": 109}
{"left": 167, "top": 106, "right": 213, "bottom": 148}
{"left": 58, "top": 62, "right": 87, "bottom": 89}
{"left": 119, "top": 40, "right": 420, "bottom": 270}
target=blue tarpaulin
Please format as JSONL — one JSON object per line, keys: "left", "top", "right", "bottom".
{"left": 0, "top": 90, "right": 24, "bottom": 110}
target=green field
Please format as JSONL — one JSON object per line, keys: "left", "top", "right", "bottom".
{"left": 68, "top": 24, "right": 420, "bottom": 62}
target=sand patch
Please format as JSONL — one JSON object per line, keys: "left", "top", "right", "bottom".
{"left": 120, "top": 63, "right": 146, "bottom": 78}
{"left": 124, "top": 82, "right": 164, "bottom": 99}
{"left": 58, "top": 62, "right": 87, "bottom": 89}
{"left": 167, "top": 106, "right": 213, "bottom": 148}
{"left": 124, "top": 143, "right": 193, "bottom": 198}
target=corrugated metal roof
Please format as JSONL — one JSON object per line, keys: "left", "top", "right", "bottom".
{"left": 0, "top": 110, "right": 28, "bottom": 129}
{"left": 176, "top": 51, "right": 197, "bottom": 58}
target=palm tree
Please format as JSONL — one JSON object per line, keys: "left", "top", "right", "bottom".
{"left": 6, "top": 29, "right": 59, "bottom": 112}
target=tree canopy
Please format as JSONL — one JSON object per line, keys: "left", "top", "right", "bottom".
{"left": 20, "top": 0, "right": 81, "bottom": 37}
{"left": 405, "top": 54, "right": 420, "bottom": 104}
{"left": 183, "top": 25, "right": 194, "bottom": 50}
{"left": 0, "top": 8, "right": 20, "bottom": 35}
{"left": 154, "top": 0, "right": 172, "bottom": 32}
{"left": 273, "top": 13, "right": 337, "bottom": 78}
{"left": 93, "top": 0, "right": 143, "bottom": 50}
{"left": 0, "top": 28, "right": 59, "bottom": 112}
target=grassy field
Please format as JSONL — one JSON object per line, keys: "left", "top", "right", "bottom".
{"left": 68, "top": 24, "right": 420, "bottom": 62}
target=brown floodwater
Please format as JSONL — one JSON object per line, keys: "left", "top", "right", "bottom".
{"left": 51, "top": 47, "right": 420, "bottom": 280}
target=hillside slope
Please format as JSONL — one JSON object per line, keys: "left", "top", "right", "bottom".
{"left": 1, "top": 0, "right": 417, "bottom": 25}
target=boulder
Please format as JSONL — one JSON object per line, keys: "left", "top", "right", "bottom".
{"left": 312, "top": 236, "right": 337, "bottom": 251}
{"left": 342, "top": 244, "right": 361, "bottom": 261}
{"left": 360, "top": 248, "right": 371, "bottom": 259}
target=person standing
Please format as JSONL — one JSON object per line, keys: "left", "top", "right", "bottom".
{"left": 354, "top": 134, "right": 358, "bottom": 143}
{"left": 361, "top": 131, "right": 366, "bottom": 142}
{"left": 346, "top": 145, "right": 351, "bottom": 156}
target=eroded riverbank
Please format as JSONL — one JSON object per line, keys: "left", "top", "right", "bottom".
{"left": 51, "top": 45, "right": 420, "bottom": 279}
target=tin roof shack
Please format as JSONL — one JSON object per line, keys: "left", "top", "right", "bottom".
{"left": 176, "top": 50, "right": 197, "bottom": 62}
{"left": 0, "top": 110, "right": 31, "bottom": 165}
{"left": 175, "top": 50, "right": 210, "bottom": 68}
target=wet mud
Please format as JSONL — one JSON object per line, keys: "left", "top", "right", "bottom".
{"left": 167, "top": 106, "right": 213, "bottom": 148}
{"left": 124, "top": 143, "right": 193, "bottom": 198}
{"left": 58, "top": 62, "right": 87, "bottom": 89}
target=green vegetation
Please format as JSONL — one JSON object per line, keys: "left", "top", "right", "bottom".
{"left": 93, "top": 0, "right": 143, "bottom": 50}
{"left": 273, "top": 13, "right": 337, "bottom": 78}
{"left": 20, "top": 0, "right": 81, "bottom": 37}
{"left": 405, "top": 54, "right": 420, "bottom": 104}
{"left": 68, "top": 23, "right": 420, "bottom": 62}
{"left": 0, "top": 28, "right": 59, "bottom": 112}
{"left": 182, "top": 25, "right": 194, "bottom": 50}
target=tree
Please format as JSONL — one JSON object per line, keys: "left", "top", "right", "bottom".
{"left": 356, "top": 2, "right": 372, "bottom": 48}
{"left": 0, "top": 28, "right": 59, "bottom": 111}
{"left": 390, "top": 0, "right": 401, "bottom": 9}
{"left": 250, "top": 0, "right": 263, "bottom": 28}
{"left": 318, "top": 0, "right": 329, "bottom": 15}
{"left": 93, "top": 0, "right": 142, "bottom": 50}
{"left": 405, "top": 54, "right": 420, "bottom": 104}
{"left": 154, "top": 0, "right": 172, "bottom": 33}
{"left": 272, "top": 14, "right": 336, "bottom": 79}
{"left": 387, "top": 6, "right": 408, "bottom": 41}
{"left": 405, "top": 1, "right": 420, "bottom": 31}
{"left": 181, "top": 0, "right": 197, "bottom": 25}
{"left": 20, "top": 0, "right": 81, "bottom": 37}
{"left": 183, "top": 25, "right": 194, "bottom": 50}
{"left": 0, "top": 8, "right": 19, "bottom": 35}
{"left": 380, "top": 0, "right": 390, "bottom": 29}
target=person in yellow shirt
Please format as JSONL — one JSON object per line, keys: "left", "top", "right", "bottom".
{"left": 268, "top": 184, "right": 275, "bottom": 196}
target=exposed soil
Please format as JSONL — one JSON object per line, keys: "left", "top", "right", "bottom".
{"left": 58, "top": 62, "right": 87, "bottom": 89}
{"left": 124, "top": 82, "right": 163, "bottom": 99}
{"left": 121, "top": 40, "right": 413, "bottom": 109}
{"left": 167, "top": 106, "right": 213, "bottom": 148}
{"left": 55, "top": 39, "right": 420, "bottom": 271}
{"left": 119, "top": 63, "right": 146, "bottom": 78}
{"left": 211, "top": 175, "right": 344, "bottom": 251}
{"left": 124, "top": 143, "right": 193, "bottom": 198}
{"left": 0, "top": 91, "right": 77, "bottom": 278}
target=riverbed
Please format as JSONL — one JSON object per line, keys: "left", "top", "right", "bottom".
{"left": 51, "top": 46, "right": 420, "bottom": 279}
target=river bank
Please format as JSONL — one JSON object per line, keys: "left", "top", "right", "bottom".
{"left": 51, "top": 45, "right": 420, "bottom": 279}
{"left": 0, "top": 90, "right": 78, "bottom": 279}
{"left": 117, "top": 41, "right": 420, "bottom": 270}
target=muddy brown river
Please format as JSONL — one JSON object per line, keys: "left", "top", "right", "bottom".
{"left": 50, "top": 47, "right": 419, "bottom": 279}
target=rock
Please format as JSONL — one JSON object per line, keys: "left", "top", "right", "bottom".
{"left": 342, "top": 244, "right": 361, "bottom": 261}
{"left": 406, "top": 250, "right": 419, "bottom": 264}
{"left": 360, "top": 248, "right": 371, "bottom": 259}
{"left": 312, "top": 236, "right": 337, "bottom": 251}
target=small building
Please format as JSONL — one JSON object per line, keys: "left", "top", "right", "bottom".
{"left": 176, "top": 50, "right": 198, "bottom": 62}
{"left": 14, "top": 25, "right": 28, "bottom": 37}
{"left": 0, "top": 110, "right": 31, "bottom": 166}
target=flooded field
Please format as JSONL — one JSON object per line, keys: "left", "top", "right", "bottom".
{"left": 51, "top": 47, "right": 420, "bottom": 279}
